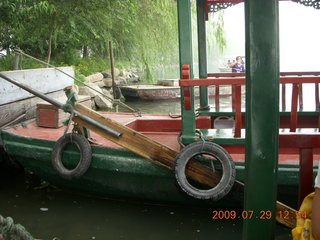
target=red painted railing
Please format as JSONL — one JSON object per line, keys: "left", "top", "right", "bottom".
{"left": 180, "top": 72, "right": 320, "bottom": 137}
{"left": 180, "top": 71, "right": 320, "bottom": 204}
{"left": 279, "top": 134, "right": 320, "bottom": 205}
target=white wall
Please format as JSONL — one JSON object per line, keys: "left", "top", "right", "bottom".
{"left": 0, "top": 67, "right": 74, "bottom": 105}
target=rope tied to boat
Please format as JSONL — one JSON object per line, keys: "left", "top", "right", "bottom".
{"left": 0, "top": 215, "right": 34, "bottom": 240}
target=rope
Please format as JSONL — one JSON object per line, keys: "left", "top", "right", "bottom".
{"left": 0, "top": 215, "right": 34, "bottom": 240}
{"left": 14, "top": 49, "right": 137, "bottom": 114}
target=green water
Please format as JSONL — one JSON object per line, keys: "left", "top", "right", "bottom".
{"left": 118, "top": 95, "right": 237, "bottom": 115}
{"left": 0, "top": 99, "right": 292, "bottom": 240}
{"left": 0, "top": 174, "right": 292, "bottom": 240}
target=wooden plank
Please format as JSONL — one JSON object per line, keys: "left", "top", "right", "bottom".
{"left": 179, "top": 76, "right": 320, "bottom": 87}
{"left": 207, "top": 72, "right": 320, "bottom": 78}
{"left": 0, "top": 67, "right": 74, "bottom": 105}
{"left": 299, "top": 148, "right": 314, "bottom": 206}
{"left": 282, "top": 84, "right": 286, "bottom": 111}
{"left": 215, "top": 86, "right": 220, "bottom": 111}
{"left": 290, "top": 84, "right": 299, "bottom": 132}
{"left": 73, "top": 103, "right": 297, "bottom": 228}
{"left": 234, "top": 85, "right": 242, "bottom": 138}
{"left": 73, "top": 103, "right": 221, "bottom": 185}
{"left": 298, "top": 83, "right": 303, "bottom": 111}
{"left": 316, "top": 83, "right": 319, "bottom": 111}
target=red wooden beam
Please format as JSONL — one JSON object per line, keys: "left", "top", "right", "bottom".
{"left": 179, "top": 76, "right": 320, "bottom": 87}
{"left": 207, "top": 72, "right": 320, "bottom": 78}
{"left": 316, "top": 83, "right": 320, "bottom": 111}
{"left": 215, "top": 86, "right": 220, "bottom": 111}
{"left": 234, "top": 85, "right": 242, "bottom": 138}
{"left": 181, "top": 64, "right": 191, "bottom": 110}
{"left": 281, "top": 84, "right": 286, "bottom": 111}
{"left": 298, "top": 83, "right": 303, "bottom": 111}
{"left": 290, "top": 84, "right": 299, "bottom": 132}
{"left": 180, "top": 78, "right": 245, "bottom": 87}
{"left": 279, "top": 134, "right": 320, "bottom": 148}
{"left": 299, "top": 148, "right": 314, "bottom": 205}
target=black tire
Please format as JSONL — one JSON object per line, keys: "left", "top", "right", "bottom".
{"left": 52, "top": 133, "right": 92, "bottom": 179}
{"left": 174, "top": 141, "right": 235, "bottom": 201}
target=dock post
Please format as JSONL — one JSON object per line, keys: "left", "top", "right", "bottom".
{"left": 197, "top": 0, "right": 209, "bottom": 109}
{"left": 178, "top": 0, "right": 196, "bottom": 144}
{"left": 243, "top": 0, "right": 280, "bottom": 239}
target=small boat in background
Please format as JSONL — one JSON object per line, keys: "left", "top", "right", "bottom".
{"left": 120, "top": 79, "right": 231, "bottom": 100}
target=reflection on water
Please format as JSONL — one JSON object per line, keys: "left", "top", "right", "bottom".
{"left": 120, "top": 95, "right": 236, "bottom": 115}
{"left": 0, "top": 175, "right": 291, "bottom": 240}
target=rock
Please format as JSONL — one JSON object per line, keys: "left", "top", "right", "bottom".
{"left": 110, "top": 87, "right": 125, "bottom": 100}
{"left": 78, "top": 83, "right": 103, "bottom": 97}
{"left": 115, "top": 77, "right": 127, "bottom": 86}
{"left": 102, "top": 88, "right": 113, "bottom": 98}
{"left": 101, "top": 68, "right": 120, "bottom": 78}
{"left": 114, "top": 68, "right": 120, "bottom": 77}
{"left": 85, "top": 73, "right": 104, "bottom": 83}
{"left": 94, "top": 95, "right": 113, "bottom": 110}
{"left": 101, "top": 70, "right": 112, "bottom": 78}
{"left": 120, "top": 69, "right": 130, "bottom": 78}
{"left": 96, "top": 81, "right": 105, "bottom": 88}
{"left": 91, "top": 100, "right": 98, "bottom": 110}
{"left": 73, "top": 85, "right": 79, "bottom": 93}
{"left": 102, "top": 78, "right": 113, "bottom": 87}
{"left": 128, "top": 72, "right": 140, "bottom": 83}
{"left": 78, "top": 86, "right": 89, "bottom": 96}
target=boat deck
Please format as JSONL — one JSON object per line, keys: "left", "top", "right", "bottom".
{"left": 6, "top": 112, "right": 320, "bottom": 166}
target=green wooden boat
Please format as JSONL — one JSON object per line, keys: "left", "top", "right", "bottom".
{"left": 1, "top": 112, "right": 318, "bottom": 208}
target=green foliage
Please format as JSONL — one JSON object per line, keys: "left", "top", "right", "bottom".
{"left": 0, "top": 55, "right": 43, "bottom": 71}
{"left": 0, "top": 0, "right": 226, "bottom": 83}
{"left": 207, "top": 11, "right": 227, "bottom": 53}
{"left": 75, "top": 57, "right": 109, "bottom": 76}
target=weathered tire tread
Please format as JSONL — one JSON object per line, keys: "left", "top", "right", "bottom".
{"left": 52, "top": 133, "right": 92, "bottom": 180}
{"left": 174, "top": 141, "right": 236, "bottom": 201}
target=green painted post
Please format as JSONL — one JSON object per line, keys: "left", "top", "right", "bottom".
{"left": 197, "top": 0, "right": 208, "bottom": 108}
{"left": 243, "top": 0, "right": 279, "bottom": 239}
{"left": 177, "top": 0, "right": 196, "bottom": 143}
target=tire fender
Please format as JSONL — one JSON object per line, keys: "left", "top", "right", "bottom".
{"left": 52, "top": 133, "right": 92, "bottom": 180}
{"left": 174, "top": 141, "right": 235, "bottom": 201}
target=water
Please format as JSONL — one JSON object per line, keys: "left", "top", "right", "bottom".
{"left": 0, "top": 174, "right": 291, "bottom": 240}
{"left": 119, "top": 93, "right": 239, "bottom": 115}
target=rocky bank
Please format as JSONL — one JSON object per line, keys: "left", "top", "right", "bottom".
{"left": 77, "top": 68, "right": 141, "bottom": 110}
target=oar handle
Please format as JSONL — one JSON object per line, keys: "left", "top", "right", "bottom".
{"left": 0, "top": 73, "right": 122, "bottom": 139}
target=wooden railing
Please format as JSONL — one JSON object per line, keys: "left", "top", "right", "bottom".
{"left": 180, "top": 72, "right": 320, "bottom": 137}
{"left": 180, "top": 71, "right": 320, "bottom": 204}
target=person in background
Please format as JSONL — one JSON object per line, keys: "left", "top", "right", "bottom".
{"left": 229, "top": 56, "right": 245, "bottom": 73}
{"left": 313, "top": 163, "right": 320, "bottom": 240}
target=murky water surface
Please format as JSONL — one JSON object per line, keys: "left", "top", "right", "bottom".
{"left": 0, "top": 174, "right": 291, "bottom": 240}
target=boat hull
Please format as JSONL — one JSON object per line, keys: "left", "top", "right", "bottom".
{"left": 120, "top": 85, "right": 231, "bottom": 100}
{"left": 1, "top": 130, "right": 307, "bottom": 208}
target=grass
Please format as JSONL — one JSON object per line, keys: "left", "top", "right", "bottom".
{"left": 0, "top": 54, "right": 162, "bottom": 85}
